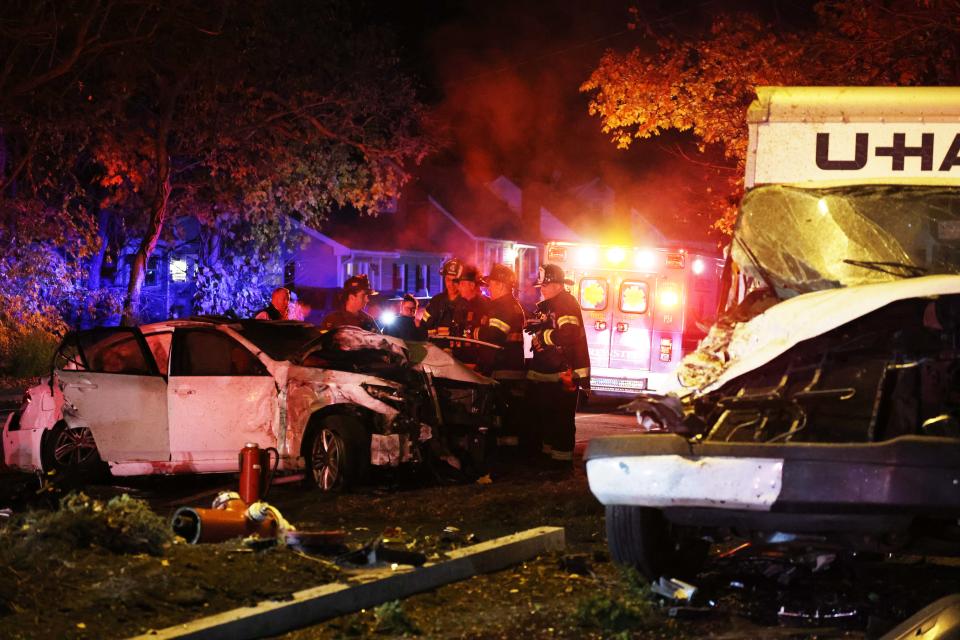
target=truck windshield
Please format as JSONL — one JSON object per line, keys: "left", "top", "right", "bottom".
{"left": 733, "top": 184, "right": 960, "bottom": 298}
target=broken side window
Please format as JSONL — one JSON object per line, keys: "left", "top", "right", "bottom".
{"left": 171, "top": 330, "right": 269, "bottom": 377}
{"left": 76, "top": 329, "right": 153, "bottom": 375}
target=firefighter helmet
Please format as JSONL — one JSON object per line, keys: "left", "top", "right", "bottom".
{"left": 440, "top": 258, "right": 463, "bottom": 278}
{"left": 456, "top": 264, "right": 486, "bottom": 285}
{"left": 486, "top": 263, "right": 517, "bottom": 287}
{"left": 535, "top": 263, "right": 573, "bottom": 287}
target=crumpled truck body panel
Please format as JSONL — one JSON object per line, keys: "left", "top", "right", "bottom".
{"left": 678, "top": 274, "right": 960, "bottom": 396}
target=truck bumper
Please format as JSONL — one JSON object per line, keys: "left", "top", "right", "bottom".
{"left": 585, "top": 434, "right": 960, "bottom": 518}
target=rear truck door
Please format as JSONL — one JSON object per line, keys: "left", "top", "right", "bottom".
{"left": 650, "top": 275, "right": 685, "bottom": 378}
{"left": 577, "top": 275, "right": 613, "bottom": 369}
{"left": 609, "top": 278, "right": 653, "bottom": 376}
{"left": 167, "top": 328, "right": 277, "bottom": 465}
{"left": 57, "top": 328, "right": 170, "bottom": 462}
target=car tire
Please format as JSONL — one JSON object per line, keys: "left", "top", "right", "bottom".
{"left": 304, "top": 414, "right": 369, "bottom": 492}
{"left": 41, "top": 421, "right": 106, "bottom": 482}
{"left": 606, "top": 505, "right": 709, "bottom": 580}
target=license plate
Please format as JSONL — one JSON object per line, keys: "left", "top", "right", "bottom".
{"left": 592, "top": 377, "right": 647, "bottom": 390}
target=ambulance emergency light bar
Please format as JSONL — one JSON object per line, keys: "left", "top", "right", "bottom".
{"left": 549, "top": 243, "right": 692, "bottom": 272}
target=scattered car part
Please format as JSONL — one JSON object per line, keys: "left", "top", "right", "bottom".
{"left": 880, "top": 593, "right": 960, "bottom": 640}
{"left": 650, "top": 576, "right": 698, "bottom": 602}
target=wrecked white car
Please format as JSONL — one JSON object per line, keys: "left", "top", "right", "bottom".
{"left": 2, "top": 319, "right": 496, "bottom": 491}
{"left": 586, "top": 87, "right": 960, "bottom": 579}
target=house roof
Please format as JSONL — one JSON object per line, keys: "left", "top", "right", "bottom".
{"left": 418, "top": 165, "right": 540, "bottom": 244}
{"left": 316, "top": 202, "right": 458, "bottom": 255}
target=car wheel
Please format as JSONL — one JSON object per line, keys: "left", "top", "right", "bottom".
{"left": 304, "top": 415, "right": 368, "bottom": 492}
{"left": 606, "top": 505, "right": 709, "bottom": 580}
{"left": 42, "top": 421, "right": 105, "bottom": 481}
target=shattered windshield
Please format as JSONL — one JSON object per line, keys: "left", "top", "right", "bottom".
{"left": 733, "top": 185, "right": 960, "bottom": 298}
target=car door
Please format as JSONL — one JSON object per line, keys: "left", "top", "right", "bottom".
{"left": 167, "top": 327, "right": 278, "bottom": 466}
{"left": 56, "top": 328, "right": 170, "bottom": 462}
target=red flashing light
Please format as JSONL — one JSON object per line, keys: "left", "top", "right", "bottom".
{"left": 594, "top": 320, "right": 607, "bottom": 331}
{"left": 665, "top": 253, "right": 685, "bottom": 269}
{"left": 547, "top": 246, "right": 567, "bottom": 262}
{"left": 616, "top": 322, "right": 629, "bottom": 332}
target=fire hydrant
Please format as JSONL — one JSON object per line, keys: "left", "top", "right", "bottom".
{"left": 171, "top": 443, "right": 291, "bottom": 544}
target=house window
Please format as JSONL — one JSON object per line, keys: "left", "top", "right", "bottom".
{"left": 485, "top": 245, "right": 501, "bottom": 273}
{"left": 415, "top": 264, "right": 424, "bottom": 292}
{"left": 144, "top": 257, "right": 161, "bottom": 287}
{"left": 170, "top": 258, "right": 189, "bottom": 282}
{"left": 392, "top": 263, "right": 402, "bottom": 291}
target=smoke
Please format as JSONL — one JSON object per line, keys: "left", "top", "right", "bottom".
{"left": 425, "top": 0, "right": 728, "bottom": 245}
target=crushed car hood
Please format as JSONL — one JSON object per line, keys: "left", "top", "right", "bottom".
{"left": 310, "top": 326, "right": 494, "bottom": 385}
{"left": 680, "top": 274, "right": 960, "bottom": 396}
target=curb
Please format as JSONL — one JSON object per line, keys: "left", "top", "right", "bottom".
{"left": 131, "top": 526, "right": 566, "bottom": 640}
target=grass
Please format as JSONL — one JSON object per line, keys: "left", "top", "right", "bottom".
{"left": 373, "top": 600, "right": 420, "bottom": 635}
{"left": 7, "top": 329, "right": 58, "bottom": 378}
{"left": 574, "top": 566, "right": 659, "bottom": 634}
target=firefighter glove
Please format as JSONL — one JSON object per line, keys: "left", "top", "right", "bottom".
{"left": 531, "top": 333, "right": 545, "bottom": 352}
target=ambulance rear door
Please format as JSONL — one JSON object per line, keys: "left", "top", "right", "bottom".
{"left": 609, "top": 276, "right": 653, "bottom": 374}
{"left": 576, "top": 273, "right": 613, "bottom": 370}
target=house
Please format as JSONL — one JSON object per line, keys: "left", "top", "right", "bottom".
{"left": 287, "top": 163, "right": 561, "bottom": 315}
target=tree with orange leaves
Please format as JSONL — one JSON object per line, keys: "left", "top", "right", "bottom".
{"left": 582, "top": 1, "right": 960, "bottom": 234}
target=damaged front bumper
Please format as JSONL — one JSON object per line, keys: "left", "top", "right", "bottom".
{"left": 586, "top": 434, "right": 960, "bottom": 532}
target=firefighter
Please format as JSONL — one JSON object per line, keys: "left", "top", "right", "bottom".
{"left": 422, "top": 258, "right": 462, "bottom": 336}
{"left": 451, "top": 264, "right": 489, "bottom": 366}
{"left": 525, "top": 263, "right": 590, "bottom": 469}
{"left": 477, "top": 263, "right": 527, "bottom": 452}
{"left": 320, "top": 274, "right": 380, "bottom": 332}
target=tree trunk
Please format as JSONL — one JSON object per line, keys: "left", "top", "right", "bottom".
{"left": 83, "top": 209, "right": 111, "bottom": 327}
{"left": 122, "top": 101, "right": 174, "bottom": 326}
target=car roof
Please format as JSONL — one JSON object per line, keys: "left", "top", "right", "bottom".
{"left": 136, "top": 317, "right": 318, "bottom": 333}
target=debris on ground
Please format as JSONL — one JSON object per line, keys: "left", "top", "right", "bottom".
{"left": 650, "top": 576, "right": 698, "bottom": 603}
{"left": 337, "top": 535, "right": 428, "bottom": 567}
{"left": 558, "top": 553, "right": 594, "bottom": 577}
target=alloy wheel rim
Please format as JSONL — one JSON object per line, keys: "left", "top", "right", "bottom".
{"left": 54, "top": 427, "right": 97, "bottom": 466}
{"left": 312, "top": 428, "right": 343, "bottom": 491}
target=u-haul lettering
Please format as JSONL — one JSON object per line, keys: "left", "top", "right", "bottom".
{"left": 752, "top": 123, "right": 960, "bottom": 185}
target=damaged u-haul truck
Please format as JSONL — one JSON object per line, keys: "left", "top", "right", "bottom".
{"left": 585, "top": 87, "right": 960, "bottom": 579}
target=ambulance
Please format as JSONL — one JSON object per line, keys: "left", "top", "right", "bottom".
{"left": 544, "top": 240, "right": 723, "bottom": 397}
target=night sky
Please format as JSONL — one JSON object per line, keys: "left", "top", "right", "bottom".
{"left": 377, "top": 0, "right": 778, "bottom": 244}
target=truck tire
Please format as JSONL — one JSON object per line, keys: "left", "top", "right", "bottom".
{"left": 606, "top": 505, "right": 708, "bottom": 580}
{"left": 303, "top": 414, "right": 369, "bottom": 492}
